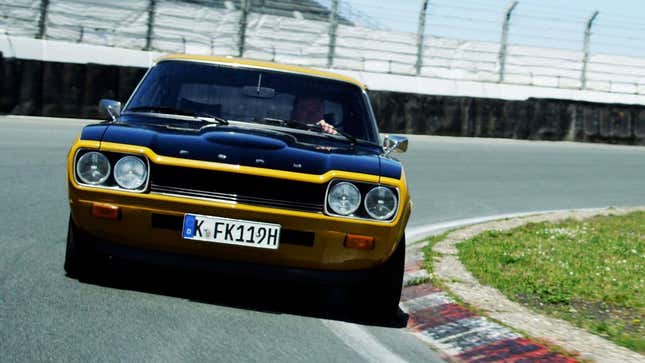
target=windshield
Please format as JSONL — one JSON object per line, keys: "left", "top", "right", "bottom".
{"left": 124, "top": 60, "right": 379, "bottom": 143}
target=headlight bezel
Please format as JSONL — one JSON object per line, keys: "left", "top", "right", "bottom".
{"left": 324, "top": 179, "right": 400, "bottom": 222}
{"left": 364, "top": 186, "right": 399, "bottom": 220}
{"left": 327, "top": 181, "right": 362, "bottom": 216}
{"left": 76, "top": 151, "right": 111, "bottom": 185}
{"left": 73, "top": 149, "right": 150, "bottom": 193}
{"left": 114, "top": 155, "right": 148, "bottom": 190}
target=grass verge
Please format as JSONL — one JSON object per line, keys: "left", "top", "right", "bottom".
{"left": 421, "top": 232, "right": 449, "bottom": 283}
{"left": 421, "top": 230, "right": 587, "bottom": 361}
{"left": 458, "top": 212, "right": 645, "bottom": 353}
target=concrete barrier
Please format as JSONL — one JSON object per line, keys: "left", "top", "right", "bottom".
{"left": 0, "top": 53, "right": 643, "bottom": 145}
{"left": 370, "top": 90, "right": 644, "bottom": 145}
{"left": 637, "top": 111, "right": 645, "bottom": 138}
{"left": 0, "top": 53, "right": 147, "bottom": 118}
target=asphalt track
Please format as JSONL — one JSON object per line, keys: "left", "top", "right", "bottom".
{"left": 2, "top": 116, "right": 645, "bottom": 362}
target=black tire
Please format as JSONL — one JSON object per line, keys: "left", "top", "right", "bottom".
{"left": 357, "top": 236, "right": 406, "bottom": 317}
{"left": 64, "top": 216, "right": 98, "bottom": 278}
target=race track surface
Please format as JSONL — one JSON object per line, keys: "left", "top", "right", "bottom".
{"left": 1, "top": 116, "right": 644, "bottom": 362}
{"left": 399, "top": 134, "right": 645, "bottom": 227}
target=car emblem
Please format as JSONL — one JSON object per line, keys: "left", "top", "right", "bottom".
{"left": 292, "top": 163, "right": 302, "bottom": 169}
{"left": 255, "top": 159, "right": 265, "bottom": 165}
{"left": 179, "top": 149, "right": 190, "bottom": 155}
{"left": 218, "top": 154, "right": 227, "bottom": 160}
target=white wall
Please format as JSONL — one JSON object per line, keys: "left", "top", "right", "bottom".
{"left": 3, "top": 0, "right": 645, "bottom": 106}
{"left": 4, "top": 33, "right": 645, "bottom": 106}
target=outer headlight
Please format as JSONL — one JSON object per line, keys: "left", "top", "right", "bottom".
{"left": 76, "top": 151, "right": 110, "bottom": 185}
{"left": 114, "top": 156, "right": 147, "bottom": 190}
{"left": 364, "top": 186, "right": 398, "bottom": 220}
{"left": 327, "top": 182, "right": 361, "bottom": 215}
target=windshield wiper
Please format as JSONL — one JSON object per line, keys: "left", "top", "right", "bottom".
{"left": 127, "top": 106, "right": 229, "bottom": 126}
{"left": 261, "top": 118, "right": 357, "bottom": 144}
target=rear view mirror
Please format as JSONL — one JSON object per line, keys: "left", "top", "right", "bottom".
{"left": 243, "top": 86, "right": 275, "bottom": 99}
{"left": 383, "top": 135, "right": 408, "bottom": 156}
{"left": 99, "top": 99, "right": 121, "bottom": 121}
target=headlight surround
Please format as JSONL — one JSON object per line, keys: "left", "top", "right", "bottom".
{"left": 113, "top": 156, "right": 148, "bottom": 190}
{"left": 364, "top": 186, "right": 398, "bottom": 220}
{"left": 327, "top": 181, "right": 361, "bottom": 216}
{"left": 76, "top": 151, "right": 111, "bottom": 185}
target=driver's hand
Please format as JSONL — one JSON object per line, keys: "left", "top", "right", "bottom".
{"left": 317, "top": 120, "right": 338, "bottom": 135}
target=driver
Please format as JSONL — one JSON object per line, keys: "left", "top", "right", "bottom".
{"left": 292, "top": 96, "right": 338, "bottom": 135}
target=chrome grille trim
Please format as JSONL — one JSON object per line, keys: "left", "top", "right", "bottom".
{"left": 150, "top": 184, "right": 324, "bottom": 212}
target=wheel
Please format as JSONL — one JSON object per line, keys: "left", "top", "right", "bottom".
{"left": 357, "top": 236, "right": 406, "bottom": 317}
{"left": 64, "top": 216, "right": 98, "bottom": 278}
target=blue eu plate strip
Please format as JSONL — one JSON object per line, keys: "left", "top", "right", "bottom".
{"left": 183, "top": 214, "right": 196, "bottom": 238}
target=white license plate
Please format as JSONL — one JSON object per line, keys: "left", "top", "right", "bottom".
{"left": 182, "top": 213, "right": 281, "bottom": 250}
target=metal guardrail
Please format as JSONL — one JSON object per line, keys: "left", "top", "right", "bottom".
{"left": 2, "top": 0, "right": 645, "bottom": 95}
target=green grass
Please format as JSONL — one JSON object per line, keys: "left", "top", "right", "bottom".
{"left": 405, "top": 275, "right": 431, "bottom": 287}
{"left": 458, "top": 212, "right": 645, "bottom": 353}
{"left": 421, "top": 232, "right": 449, "bottom": 277}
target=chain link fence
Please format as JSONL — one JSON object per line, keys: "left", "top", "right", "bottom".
{"left": 2, "top": 0, "right": 645, "bottom": 95}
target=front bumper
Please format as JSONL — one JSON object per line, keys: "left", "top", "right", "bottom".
{"left": 70, "top": 185, "right": 410, "bottom": 272}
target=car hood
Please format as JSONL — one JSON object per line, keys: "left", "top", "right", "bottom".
{"left": 81, "top": 120, "right": 401, "bottom": 179}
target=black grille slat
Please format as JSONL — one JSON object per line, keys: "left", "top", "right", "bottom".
{"left": 149, "top": 164, "right": 326, "bottom": 213}
{"left": 150, "top": 184, "right": 324, "bottom": 212}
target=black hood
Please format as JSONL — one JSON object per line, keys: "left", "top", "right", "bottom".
{"left": 81, "top": 117, "right": 402, "bottom": 179}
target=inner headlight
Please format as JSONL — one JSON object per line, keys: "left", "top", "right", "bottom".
{"left": 114, "top": 156, "right": 147, "bottom": 190}
{"left": 364, "top": 186, "right": 398, "bottom": 220}
{"left": 327, "top": 182, "right": 361, "bottom": 216}
{"left": 76, "top": 151, "right": 110, "bottom": 185}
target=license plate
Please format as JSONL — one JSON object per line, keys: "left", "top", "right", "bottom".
{"left": 182, "top": 213, "right": 281, "bottom": 250}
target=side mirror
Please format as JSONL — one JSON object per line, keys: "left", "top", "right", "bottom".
{"left": 383, "top": 135, "right": 408, "bottom": 156}
{"left": 99, "top": 99, "right": 121, "bottom": 121}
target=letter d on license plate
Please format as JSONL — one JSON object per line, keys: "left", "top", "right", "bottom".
{"left": 182, "top": 213, "right": 281, "bottom": 250}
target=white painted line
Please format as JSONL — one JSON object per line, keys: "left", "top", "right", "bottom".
{"left": 428, "top": 317, "right": 518, "bottom": 342}
{"left": 321, "top": 319, "right": 409, "bottom": 363}
{"left": 400, "top": 293, "right": 453, "bottom": 314}
{"left": 405, "top": 207, "right": 607, "bottom": 243}
{"left": 420, "top": 317, "right": 519, "bottom": 356}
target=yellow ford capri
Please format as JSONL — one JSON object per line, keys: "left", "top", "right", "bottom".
{"left": 65, "top": 55, "right": 411, "bottom": 314}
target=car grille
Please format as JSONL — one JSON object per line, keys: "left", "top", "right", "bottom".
{"left": 149, "top": 164, "right": 326, "bottom": 213}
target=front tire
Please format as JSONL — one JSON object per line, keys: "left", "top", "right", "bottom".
{"left": 64, "top": 216, "right": 98, "bottom": 278}
{"left": 358, "top": 236, "right": 405, "bottom": 317}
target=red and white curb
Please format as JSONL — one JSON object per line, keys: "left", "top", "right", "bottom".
{"left": 401, "top": 253, "right": 579, "bottom": 362}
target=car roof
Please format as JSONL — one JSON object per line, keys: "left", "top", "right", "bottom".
{"left": 157, "top": 54, "right": 367, "bottom": 90}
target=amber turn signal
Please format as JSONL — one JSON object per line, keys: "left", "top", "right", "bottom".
{"left": 91, "top": 203, "right": 121, "bottom": 220}
{"left": 344, "top": 234, "right": 375, "bottom": 250}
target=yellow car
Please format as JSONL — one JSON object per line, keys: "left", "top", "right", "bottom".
{"left": 65, "top": 54, "right": 411, "bottom": 313}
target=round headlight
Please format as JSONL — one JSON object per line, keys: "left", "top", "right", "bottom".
{"left": 364, "top": 186, "right": 398, "bottom": 220}
{"left": 76, "top": 151, "right": 110, "bottom": 185}
{"left": 327, "top": 182, "right": 361, "bottom": 216}
{"left": 114, "top": 156, "right": 147, "bottom": 190}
